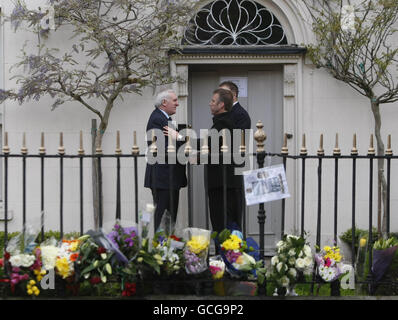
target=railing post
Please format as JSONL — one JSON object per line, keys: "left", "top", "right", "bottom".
{"left": 58, "top": 132, "right": 65, "bottom": 239}
{"left": 280, "top": 134, "right": 288, "bottom": 239}
{"left": 184, "top": 127, "right": 193, "bottom": 228}
{"left": 385, "top": 134, "right": 392, "bottom": 237}
{"left": 115, "top": 130, "right": 122, "bottom": 221}
{"left": 78, "top": 130, "right": 84, "bottom": 235}
{"left": 167, "top": 127, "right": 176, "bottom": 222}
{"left": 367, "top": 134, "right": 375, "bottom": 294}
{"left": 96, "top": 141, "right": 103, "bottom": 229}
{"left": 254, "top": 121, "right": 266, "bottom": 261}
{"left": 39, "top": 132, "right": 46, "bottom": 242}
{"left": 351, "top": 134, "right": 358, "bottom": 268}
{"left": 221, "top": 129, "right": 228, "bottom": 230}
{"left": 300, "top": 134, "right": 308, "bottom": 238}
{"left": 3, "top": 133, "right": 10, "bottom": 251}
{"left": 21, "top": 133, "right": 28, "bottom": 238}
{"left": 333, "top": 133, "right": 341, "bottom": 244}
{"left": 132, "top": 131, "right": 140, "bottom": 224}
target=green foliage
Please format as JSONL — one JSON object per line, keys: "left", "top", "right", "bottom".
{"left": 339, "top": 227, "right": 379, "bottom": 255}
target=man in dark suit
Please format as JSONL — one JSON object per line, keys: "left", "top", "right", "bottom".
{"left": 219, "top": 81, "right": 251, "bottom": 130}
{"left": 144, "top": 89, "right": 187, "bottom": 232}
{"left": 218, "top": 81, "right": 251, "bottom": 232}
{"left": 207, "top": 88, "right": 242, "bottom": 233}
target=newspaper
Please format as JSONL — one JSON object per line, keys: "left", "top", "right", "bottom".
{"left": 243, "top": 164, "right": 290, "bottom": 206}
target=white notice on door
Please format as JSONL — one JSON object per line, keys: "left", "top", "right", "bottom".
{"left": 219, "top": 77, "right": 248, "bottom": 97}
{"left": 243, "top": 164, "right": 290, "bottom": 206}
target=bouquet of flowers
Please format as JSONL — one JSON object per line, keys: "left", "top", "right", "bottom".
{"left": 315, "top": 245, "right": 343, "bottom": 282}
{"left": 214, "top": 229, "right": 260, "bottom": 279}
{"left": 152, "top": 231, "right": 185, "bottom": 277}
{"left": 370, "top": 237, "right": 398, "bottom": 295}
{"left": 183, "top": 228, "right": 211, "bottom": 274}
{"left": 107, "top": 221, "right": 140, "bottom": 264}
{"left": 5, "top": 226, "right": 45, "bottom": 296}
{"left": 76, "top": 235, "right": 114, "bottom": 285}
{"left": 209, "top": 256, "right": 225, "bottom": 280}
{"left": 268, "top": 234, "right": 313, "bottom": 291}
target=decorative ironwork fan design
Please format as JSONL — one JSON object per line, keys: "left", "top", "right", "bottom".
{"left": 183, "top": 0, "right": 288, "bottom": 46}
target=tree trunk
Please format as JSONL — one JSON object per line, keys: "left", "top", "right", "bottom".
{"left": 91, "top": 119, "right": 100, "bottom": 229}
{"left": 370, "top": 101, "right": 388, "bottom": 238}
{"left": 91, "top": 119, "right": 107, "bottom": 230}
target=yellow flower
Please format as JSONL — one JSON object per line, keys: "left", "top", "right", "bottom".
{"left": 360, "top": 238, "right": 367, "bottom": 248}
{"left": 56, "top": 257, "right": 71, "bottom": 279}
{"left": 69, "top": 240, "right": 80, "bottom": 252}
{"left": 187, "top": 236, "right": 209, "bottom": 255}
{"left": 221, "top": 235, "right": 242, "bottom": 251}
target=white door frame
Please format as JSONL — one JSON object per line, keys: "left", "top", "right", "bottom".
{"left": 170, "top": 53, "right": 304, "bottom": 235}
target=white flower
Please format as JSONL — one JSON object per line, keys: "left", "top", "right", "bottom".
{"left": 304, "top": 256, "right": 313, "bottom": 268}
{"left": 280, "top": 276, "right": 290, "bottom": 287}
{"left": 295, "top": 258, "right": 305, "bottom": 270}
{"left": 303, "top": 245, "right": 312, "bottom": 257}
{"left": 276, "top": 262, "right": 286, "bottom": 273}
{"left": 288, "top": 249, "right": 296, "bottom": 257}
{"left": 40, "top": 245, "right": 59, "bottom": 270}
{"left": 271, "top": 256, "right": 279, "bottom": 266}
{"left": 9, "top": 254, "right": 35, "bottom": 268}
{"left": 288, "top": 268, "right": 297, "bottom": 278}
{"left": 276, "top": 241, "right": 284, "bottom": 248}
{"left": 298, "top": 250, "right": 303, "bottom": 258}
{"left": 288, "top": 257, "right": 296, "bottom": 266}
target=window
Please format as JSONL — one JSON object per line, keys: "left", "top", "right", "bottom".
{"left": 183, "top": 0, "right": 288, "bottom": 46}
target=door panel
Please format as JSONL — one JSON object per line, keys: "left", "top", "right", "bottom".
{"left": 188, "top": 65, "right": 283, "bottom": 255}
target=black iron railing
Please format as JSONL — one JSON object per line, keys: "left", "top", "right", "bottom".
{"left": 0, "top": 123, "right": 396, "bottom": 296}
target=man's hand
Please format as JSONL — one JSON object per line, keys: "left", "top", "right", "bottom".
{"left": 163, "top": 126, "right": 180, "bottom": 140}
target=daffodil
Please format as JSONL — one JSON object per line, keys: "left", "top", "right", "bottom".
{"left": 186, "top": 236, "right": 209, "bottom": 255}
{"left": 56, "top": 257, "right": 71, "bottom": 279}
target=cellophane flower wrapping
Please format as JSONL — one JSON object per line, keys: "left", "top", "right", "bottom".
{"left": 209, "top": 256, "right": 225, "bottom": 280}
{"left": 152, "top": 211, "right": 185, "bottom": 276}
{"left": 139, "top": 203, "right": 155, "bottom": 251}
{"left": 217, "top": 229, "right": 256, "bottom": 278}
{"left": 104, "top": 219, "right": 140, "bottom": 264}
{"left": 315, "top": 246, "right": 343, "bottom": 282}
{"left": 183, "top": 228, "right": 211, "bottom": 274}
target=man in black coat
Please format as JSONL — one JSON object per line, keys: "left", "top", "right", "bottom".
{"left": 218, "top": 81, "right": 251, "bottom": 232}
{"left": 207, "top": 88, "right": 242, "bottom": 233}
{"left": 219, "top": 81, "right": 251, "bottom": 130}
{"left": 144, "top": 89, "right": 187, "bottom": 232}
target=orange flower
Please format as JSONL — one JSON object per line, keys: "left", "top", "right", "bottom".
{"left": 70, "top": 253, "right": 79, "bottom": 262}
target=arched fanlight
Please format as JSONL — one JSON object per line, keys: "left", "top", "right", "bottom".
{"left": 183, "top": 0, "right": 288, "bottom": 46}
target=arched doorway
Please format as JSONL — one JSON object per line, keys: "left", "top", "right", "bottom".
{"left": 171, "top": 0, "right": 307, "bottom": 255}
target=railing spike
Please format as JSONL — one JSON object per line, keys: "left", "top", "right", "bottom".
{"left": 221, "top": 129, "right": 229, "bottom": 153}
{"left": 333, "top": 133, "right": 341, "bottom": 156}
{"left": 254, "top": 120, "right": 266, "bottom": 153}
{"left": 386, "top": 134, "right": 393, "bottom": 156}
{"left": 317, "top": 133, "right": 324, "bottom": 156}
{"left": 3, "top": 132, "right": 10, "bottom": 154}
{"left": 368, "top": 134, "right": 375, "bottom": 155}
{"left": 281, "top": 133, "right": 288, "bottom": 155}
{"left": 39, "top": 132, "right": 46, "bottom": 155}
{"left": 149, "top": 129, "right": 157, "bottom": 154}
{"left": 58, "top": 132, "right": 65, "bottom": 155}
{"left": 115, "top": 130, "right": 122, "bottom": 155}
{"left": 132, "top": 131, "right": 140, "bottom": 155}
{"left": 351, "top": 133, "right": 358, "bottom": 155}
{"left": 21, "top": 132, "right": 28, "bottom": 155}
{"left": 78, "top": 130, "right": 85, "bottom": 155}
{"left": 300, "top": 133, "right": 307, "bottom": 155}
